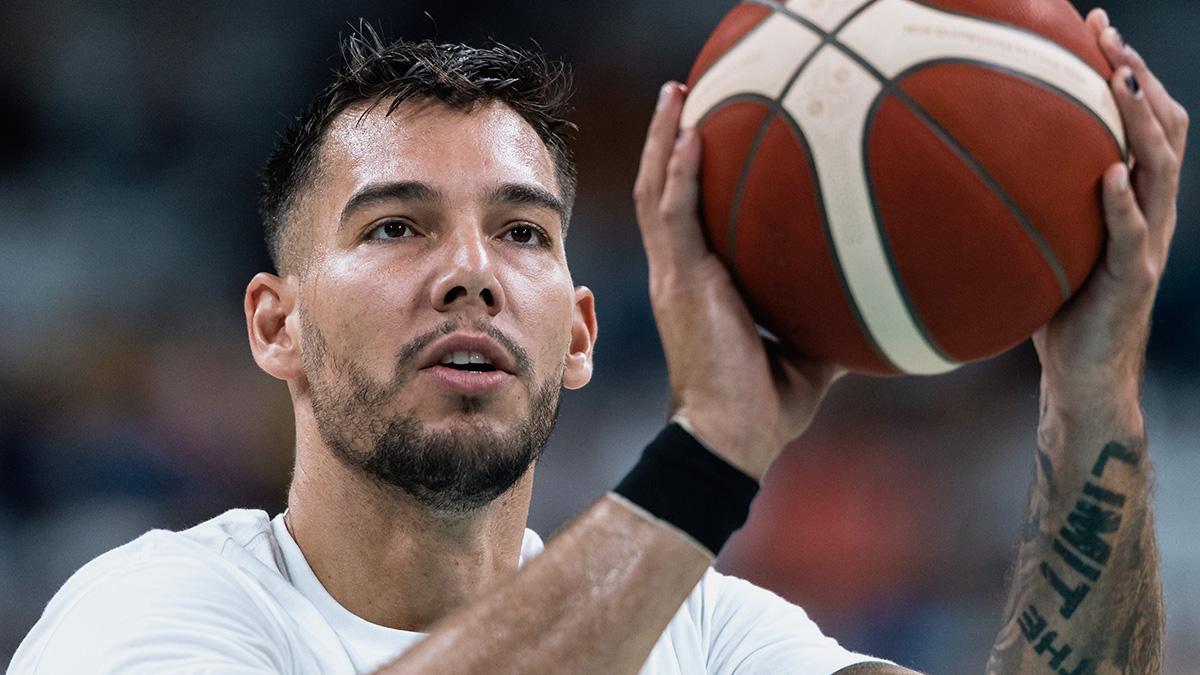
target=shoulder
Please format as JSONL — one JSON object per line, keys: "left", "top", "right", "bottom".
{"left": 9, "top": 509, "right": 307, "bottom": 673}
{"left": 655, "top": 568, "right": 896, "bottom": 675}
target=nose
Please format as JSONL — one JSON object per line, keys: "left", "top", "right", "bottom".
{"left": 429, "top": 227, "right": 505, "bottom": 317}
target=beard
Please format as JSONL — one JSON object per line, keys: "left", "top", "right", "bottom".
{"left": 301, "top": 314, "right": 561, "bottom": 517}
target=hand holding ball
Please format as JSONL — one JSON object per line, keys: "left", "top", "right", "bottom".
{"left": 683, "top": 0, "right": 1124, "bottom": 374}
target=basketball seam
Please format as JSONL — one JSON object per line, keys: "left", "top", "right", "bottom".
{"left": 725, "top": 111, "right": 775, "bottom": 278}
{"left": 902, "top": 0, "right": 1114, "bottom": 82}
{"left": 690, "top": 3, "right": 777, "bottom": 85}
{"left": 742, "top": 0, "right": 957, "bottom": 370}
{"left": 700, "top": 94, "right": 898, "bottom": 372}
{"left": 891, "top": 57, "right": 1126, "bottom": 301}
{"left": 697, "top": 93, "right": 777, "bottom": 128}
{"left": 832, "top": 0, "right": 887, "bottom": 33}
{"left": 828, "top": 22, "right": 1077, "bottom": 306}
{"left": 748, "top": 0, "right": 1090, "bottom": 354}
{"left": 752, "top": 0, "right": 1124, "bottom": 151}
{"left": 861, "top": 93, "right": 957, "bottom": 362}
{"left": 902, "top": 57, "right": 1127, "bottom": 160}
{"left": 703, "top": 8, "right": 899, "bottom": 371}
{"left": 724, "top": 29, "right": 829, "bottom": 273}
{"left": 699, "top": 0, "right": 1102, "bottom": 370}
{"left": 889, "top": 86, "right": 1073, "bottom": 301}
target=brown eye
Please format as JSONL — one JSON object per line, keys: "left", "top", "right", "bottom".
{"left": 509, "top": 225, "right": 532, "bottom": 243}
{"left": 503, "top": 223, "right": 545, "bottom": 246}
{"left": 366, "top": 219, "right": 414, "bottom": 240}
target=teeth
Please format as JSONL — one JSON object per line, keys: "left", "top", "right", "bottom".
{"left": 439, "top": 351, "right": 492, "bottom": 366}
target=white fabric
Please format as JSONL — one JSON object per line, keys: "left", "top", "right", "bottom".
{"left": 10, "top": 508, "right": 885, "bottom": 674}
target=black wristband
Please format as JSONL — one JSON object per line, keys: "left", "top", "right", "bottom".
{"left": 612, "top": 423, "right": 760, "bottom": 555}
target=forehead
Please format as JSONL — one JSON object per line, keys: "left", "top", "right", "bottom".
{"left": 317, "top": 99, "right": 560, "bottom": 208}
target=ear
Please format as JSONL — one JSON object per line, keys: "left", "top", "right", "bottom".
{"left": 563, "top": 286, "right": 598, "bottom": 390}
{"left": 245, "top": 272, "right": 303, "bottom": 381}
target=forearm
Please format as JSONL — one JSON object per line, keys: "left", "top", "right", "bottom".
{"left": 379, "top": 495, "right": 711, "bottom": 674}
{"left": 987, "top": 379, "right": 1163, "bottom": 675}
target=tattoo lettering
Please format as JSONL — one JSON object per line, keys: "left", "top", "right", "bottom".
{"left": 1082, "top": 481, "right": 1125, "bottom": 507}
{"left": 1016, "top": 604, "right": 1096, "bottom": 674}
{"left": 992, "top": 437, "right": 1159, "bottom": 674}
{"left": 1037, "top": 441, "right": 1139, "bottom": 620}
{"left": 1017, "top": 603, "right": 1047, "bottom": 640}
{"left": 1091, "top": 442, "right": 1139, "bottom": 478}
{"left": 1038, "top": 562, "right": 1090, "bottom": 618}
{"left": 1061, "top": 500, "right": 1121, "bottom": 566}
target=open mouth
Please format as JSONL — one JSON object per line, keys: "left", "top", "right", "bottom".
{"left": 439, "top": 351, "right": 497, "bottom": 373}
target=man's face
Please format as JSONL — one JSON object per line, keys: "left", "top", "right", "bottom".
{"left": 289, "top": 99, "right": 593, "bottom": 514}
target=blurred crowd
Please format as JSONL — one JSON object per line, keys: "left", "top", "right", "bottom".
{"left": 1, "top": 1, "right": 1197, "bottom": 671}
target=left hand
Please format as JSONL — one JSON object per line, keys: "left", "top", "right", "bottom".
{"left": 1033, "top": 8, "right": 1189, "bottom": 409}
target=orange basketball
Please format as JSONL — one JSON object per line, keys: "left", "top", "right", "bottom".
{"left": 683, "top": 0, "right": 1124, "bottom": 375}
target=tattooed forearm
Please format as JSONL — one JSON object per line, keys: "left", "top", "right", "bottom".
{"left": 987, "top": 433, "right": 1162, "bottom": 675}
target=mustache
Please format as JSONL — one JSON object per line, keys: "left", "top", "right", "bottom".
{"left": 395, "top": 319, "right": 533, "bottom": 377}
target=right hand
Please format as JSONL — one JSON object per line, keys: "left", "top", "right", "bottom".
{"left": 633, "top": 82, "right": 844, "bottom": 479}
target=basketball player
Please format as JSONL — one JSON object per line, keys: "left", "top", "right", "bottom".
{"left": 10, "top": 8, "right": 1185, "bottom": 674}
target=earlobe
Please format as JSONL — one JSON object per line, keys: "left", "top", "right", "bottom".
{"left": 245, "top": 272, "right": 303, "bottom": 381}
{"left": 563, "top": 286, "right": 598, "bottom": 390}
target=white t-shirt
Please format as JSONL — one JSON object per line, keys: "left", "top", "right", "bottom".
{"left": 9, "top": 508, "right": 885, "bottom": 674}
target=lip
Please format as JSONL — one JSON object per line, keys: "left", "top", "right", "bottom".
{"left": 421, "top": 365, "right": 515, "bottom": 396}
{"left": 418, "top": 333, "right": 519, "bottom": 376}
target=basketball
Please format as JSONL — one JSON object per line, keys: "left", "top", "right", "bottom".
{"left": 682, "top": 0, "right": 1125, "bottom": 375}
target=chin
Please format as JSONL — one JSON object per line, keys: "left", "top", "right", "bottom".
{"left": 429, "top": 398, "right": 524, "bottom": 430}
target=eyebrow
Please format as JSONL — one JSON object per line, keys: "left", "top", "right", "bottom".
{"left": 339, "top": 181, "right": 444, "bottom": 227}
{"left": 488, "top": 183, "right": 567, "bottom": 225}
{"left": 338, "top": 180, "right": 566, "bottom": 229}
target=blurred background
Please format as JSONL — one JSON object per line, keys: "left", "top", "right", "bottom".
{"left": 1, "top": 0, "right": 1196, "bottom": 671}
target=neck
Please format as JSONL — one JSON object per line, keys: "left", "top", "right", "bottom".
{"left": 285, "top": 406, "right": 534, "bottom": 632}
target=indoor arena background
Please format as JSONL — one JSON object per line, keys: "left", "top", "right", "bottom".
{"left": 1, "top": 1, "right": 1196, "bottom": 672}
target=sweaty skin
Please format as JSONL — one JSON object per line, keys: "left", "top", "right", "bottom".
{"left": 987, "top": 9, "right": 1186, "bottom": 674}
{"left": 246, "top": 100, "right": 599, "bottom": 631}
{"left": 241, "top": 7, "right": 1186, "bottom": 673}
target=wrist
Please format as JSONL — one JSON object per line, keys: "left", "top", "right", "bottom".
{"left": 1039, "top": 368, "right": 1142, "bottom": 416}
{"left": 672, "top": 407, "right": 778, "bottom": 480}
{"left": 1038, "top": 373, "right": 1145, "bottom": 453}
{"left": 613, "top": 423, "right": 761, "bottom": 556}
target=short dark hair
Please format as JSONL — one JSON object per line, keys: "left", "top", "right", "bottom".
{"left": 258, "top": 24, "right": 577, "bottom": 272}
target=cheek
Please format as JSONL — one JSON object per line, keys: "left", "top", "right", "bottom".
{"left": 306, "top": 255, "right": 425, "bottom": 362}
{"left": 514, "top": 275, "right": 577, "bottom": 374}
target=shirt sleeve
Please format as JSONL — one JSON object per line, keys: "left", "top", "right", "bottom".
{"left": 702, "top": 570, "right": 892, "bottom": 674}
{"left": 10, "top": 552, "right": 295, "bottom": 674}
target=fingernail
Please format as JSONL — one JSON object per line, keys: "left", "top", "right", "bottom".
{"left": 657, "top": 83, "right": 673, "bottom": 111}
{"left": 1115, "top": 165, "right": 1130, "bottom": 192}
{"left": 675, "top": 127, "right": 694, "bottom": 149}
{"left": 1112, "top": 27, "right": 1124, "bottom": 48}
{"left": 1126, "top": 73, "right": 1141, "bottom": 96}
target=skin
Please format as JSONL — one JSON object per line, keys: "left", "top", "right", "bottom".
{"left": 987, "top": 10, "right": 1187, "bottom": 675}
{"left": 241, "top": 7, "right": 1186, "bottom": 673}
{"left": 245, "top": 99, "right": 598, "bottom": 630}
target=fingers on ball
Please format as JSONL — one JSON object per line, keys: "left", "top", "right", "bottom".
{"left": 653, "top": 120, "right": 700, "bottom": 225}
{"left": 1100, "top": 26, "right": 1190, "bottom": 155}
{"left": 1086, "top": 8, "right": 1109, "bottom": 30}
{"left": 1115, "top": 68, "right": 1180, "bottom": 185}
{"left": 1102, "top": 164, "right": 1156, "bottom": 283}
{"left": 634, "top": 82, "right": 686, "bottom": 209}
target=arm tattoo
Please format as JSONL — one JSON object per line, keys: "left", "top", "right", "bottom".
{"left": 986, "top": 436, "right": 1162, "bottom": 674}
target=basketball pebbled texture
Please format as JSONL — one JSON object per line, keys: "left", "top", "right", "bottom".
{"left": 683, "top": 0, "right": 1124, "bottom": 375}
